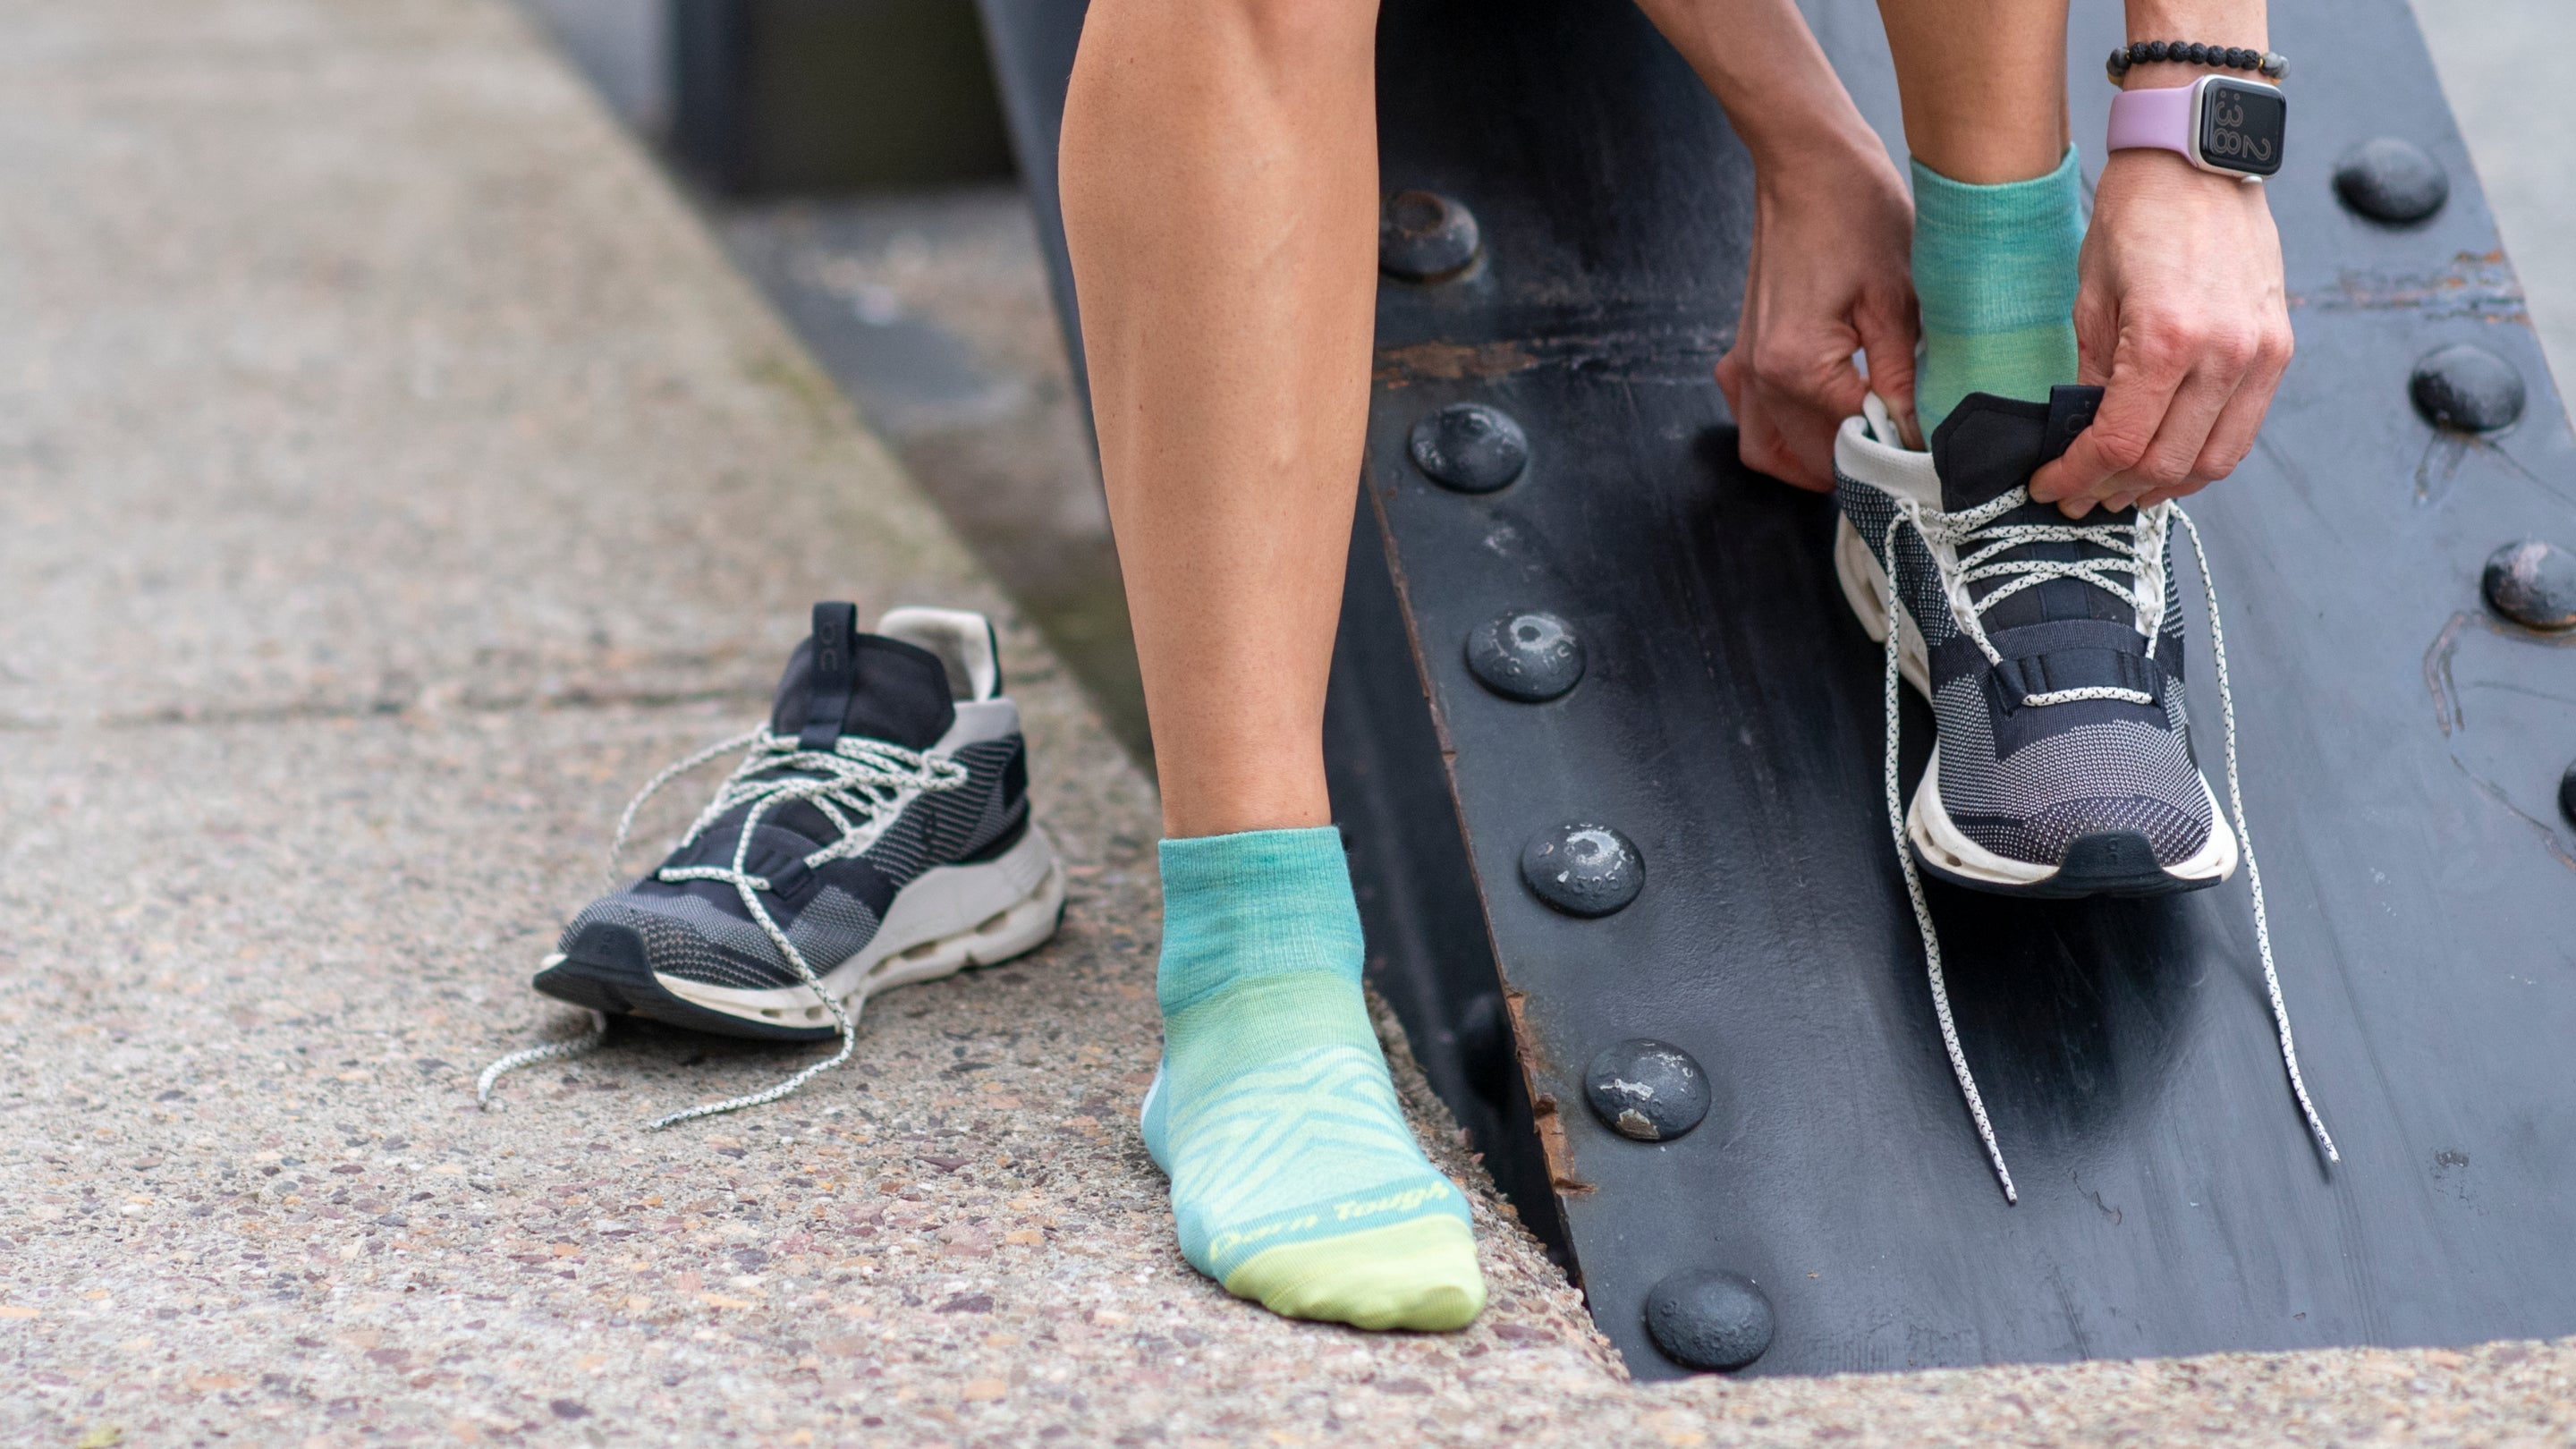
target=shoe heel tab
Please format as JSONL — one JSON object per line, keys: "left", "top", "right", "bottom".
{"left": 1862, "top": 393, "right": 1898, "bottom": 444}
{"left": 877, "top": 606, "right": 1003, "bottom": 701}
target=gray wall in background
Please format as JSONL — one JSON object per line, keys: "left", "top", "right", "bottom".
{"left": 2411, "top": 0, "right": 2576, "bottom": 411}
{"left": 524, "top": 0, "right": 673, "bottom": 135}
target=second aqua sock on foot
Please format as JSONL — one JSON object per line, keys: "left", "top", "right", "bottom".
{"left": 1911, "top": 146, "right": 2085, "bottom": 436}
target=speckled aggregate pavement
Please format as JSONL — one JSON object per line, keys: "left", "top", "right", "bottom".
{"left": 4, "top": 2, "right": 2574, "bottom": 1445}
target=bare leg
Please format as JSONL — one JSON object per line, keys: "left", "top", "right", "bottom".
{"left": 1059, "top": 0, "right": 1485, "bottom": 1335}
{"left": 1876, "top": 0, "right": 2070, "bottom": 182}
{"left": 1059, "top": 0, "right": 1381, "bottom": 840}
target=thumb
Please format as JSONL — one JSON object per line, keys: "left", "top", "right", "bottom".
{"left": 2072, "top": 284, "right": 2117, "bottom": 388}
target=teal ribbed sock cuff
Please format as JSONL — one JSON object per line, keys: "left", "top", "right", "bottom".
{"left": 1911, "top": 146, "right": 2084, "bottom": 435}
{"left": 1156, "top": 826, "right": 1361, "bottom": 1012}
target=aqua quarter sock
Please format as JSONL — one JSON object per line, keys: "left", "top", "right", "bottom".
{"left": 1911, "top": 146, "right": 2085, "bottom": 437}
{"left": 1140, "top": 826, "right": 1486, "bottom": 1331}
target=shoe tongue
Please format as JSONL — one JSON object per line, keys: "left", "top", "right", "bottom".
{"left": 767, "top": 602, "right": 957, "bottom": 751}
{"left": 1929, "top": 387, "right": 2133, "bottom": 631}
{"left": 1928, "top": 387, "right": 2101, "bottom": 511}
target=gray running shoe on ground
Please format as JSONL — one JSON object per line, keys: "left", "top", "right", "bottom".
{"left": 479, "top": 603, "right": 1064, "bottom": 1129}
{"left": 537, "top": 602, "right": 1063, "bottom": 1042}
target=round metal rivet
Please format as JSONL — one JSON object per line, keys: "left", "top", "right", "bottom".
{"left": 1644, "top": 1268, "right": 1775, "bottom": 1372}
{"left": 2333, "top": 138, "right": 2450, "bottom": 225}
{"left": 2411, "top": 343, "right": 2527, "bottom": 433}
{"left": 2483, "top": 539, "right": 2576, "bottom": 631}
{"left": 2560, "top": 761, "right": 2576, "bottom": 829}
{"left": 1521, "top": 822, "right": 1642, "bottom": 917}
{"left": 1410, "top": 402, "right": 1528, "bottom": 493}
{"left": 1378, "top": 190, "right": 1480, "bottom": 283}
{"left": 1467, "top": 609, "right": 1583, "bottom": 701}
{"left": 1583, "top": 1038, "right": 1710, "bottom": 1141}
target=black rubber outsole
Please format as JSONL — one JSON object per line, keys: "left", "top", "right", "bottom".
{"left": 1912, "top": 829, "right": 2224, "bottom": 901}
{"left": 531, "top": 921, "right": 843, "bottom": 1043}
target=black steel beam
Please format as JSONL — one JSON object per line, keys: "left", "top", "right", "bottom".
{"left": 979, "top": 0, "right": 2576, "bottom": 1379}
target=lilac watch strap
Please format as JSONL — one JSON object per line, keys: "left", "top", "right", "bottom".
{"left": 2106, "top": 84, "right": 2194, "bottom": 158}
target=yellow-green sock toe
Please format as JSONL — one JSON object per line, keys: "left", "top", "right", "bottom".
{"left": 1224, "top": 1215, "right": 1487, "bottom": 1332}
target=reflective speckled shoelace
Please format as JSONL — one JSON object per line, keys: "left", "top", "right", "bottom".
{"left": 478, "top": 729, "right": 966, "bottom": 1128}
{"left": 1877, "top": 492, "right": 2338, "bottom": 1203}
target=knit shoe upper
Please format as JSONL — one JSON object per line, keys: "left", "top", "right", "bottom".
{"left": 539, "top": 603, "right": 1037, "bottom": 1033}
{"left": 1835, "top": 387, "right": 2227, "bottom": 892}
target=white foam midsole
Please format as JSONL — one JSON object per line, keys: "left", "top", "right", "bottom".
{"left": 1906, "top": 746, "right": 2237, "bottom": 887}
{"left": 652, "top": 823, "right": 1065, "bottom": 1027}
{"left": 1835, "top": 513, "right": 2239, "bottom": 888}
{"left": 1835, "top": 512, "right": 1932, "bottom": 697}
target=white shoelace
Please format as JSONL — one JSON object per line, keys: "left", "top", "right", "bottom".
{"left": 1879, "top": 489, "right": 2338, "bottom": 1203}
{"left": 478, "top": 729, "right": 969, "bottom": 1129}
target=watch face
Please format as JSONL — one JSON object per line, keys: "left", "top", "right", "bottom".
{"left": 2199, "top": 80, "right": 2286, "bottom": 176}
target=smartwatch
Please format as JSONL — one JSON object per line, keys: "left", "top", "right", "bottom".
{"left": 2107, "top": 73, "right": 2286, "bottom": 181}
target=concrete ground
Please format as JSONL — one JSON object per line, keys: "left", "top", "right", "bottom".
{"left": 5, "top": 2, "right": 2576, "bottom": 1446}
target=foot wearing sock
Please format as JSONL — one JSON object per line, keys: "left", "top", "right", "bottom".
{"left": 1140, "top": 826, "right": 1486, "bottom": 1331}
{"left": 1911, "top": 147, "right": 2085, "bottom": 437}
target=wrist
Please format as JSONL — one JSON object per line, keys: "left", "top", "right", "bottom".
{"left": 2098, "top": 145, "right": 2273, "bottom": 208}
{"left": 1741, "top": 107, "right": 1894, "bottom": 188}
{"left": 2119, "top": 59, "right": 2268, "bottom": 90}
{"left": 2117, "top": 2, "right": 2270, "bottom": 87}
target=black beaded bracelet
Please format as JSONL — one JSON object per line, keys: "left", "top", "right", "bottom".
{"left": 2106, "top": 40, "right": 2289, "bottom": 82}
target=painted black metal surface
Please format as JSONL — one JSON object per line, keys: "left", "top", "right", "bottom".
{"left": 2482, "top": 540, "right": 2576, "bottom": 631}
{"left": 1380, "top": 191, "right": 1485, "bottom": 284}
{"left": 1466, "top": 608, "right": 1585, "bottom": 701}
{"left": 1644, "top": 1267, "right": 1777, "bottom": 1372}
{"left": 973, "top": 0, "right": 2576, "bottom": 1380}
{"left": 973, "top": 0, "right": 1094, "bottom": 412}
{"left": 672, "top": 0, "right": 1013, "bottom": 195}
{"left": 1521, "top": 821, "right": 1646, "bottom": 918}
{"left": 1410, "top": 402, "right": 1530, "bottom": 494}
{"left": 1362, "top": 0, "right": 2576, "bottom": 1379}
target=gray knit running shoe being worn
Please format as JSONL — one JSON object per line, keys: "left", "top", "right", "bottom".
{"left": 488, "top": 603, "right": 1063, "bottom": 1127}
{"left": 1831, "top": 386, "right": 2335, "bottom": 1201}
{"left": 1833, "top": 386, "right": 2233, "bottom": 897}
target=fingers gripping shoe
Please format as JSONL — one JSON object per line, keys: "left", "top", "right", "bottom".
{"left": 488, "top": 603, "right": 1064, "bottom": 1127}
{"left": 1832, "top": 388, "right": 2335, "bottom": 1199}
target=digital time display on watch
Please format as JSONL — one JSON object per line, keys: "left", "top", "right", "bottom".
{"left": 2199, "top": 79, "right": 2286, "bottom": 177}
